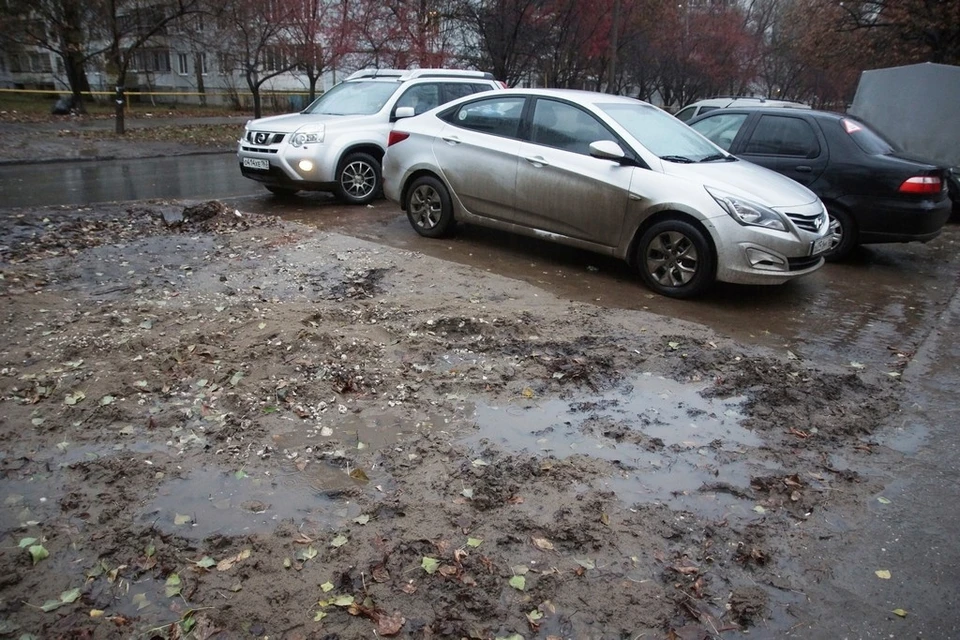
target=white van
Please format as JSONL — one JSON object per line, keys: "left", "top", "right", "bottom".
{"left": 674, "top": 97, "right": 810, "bottom": 123}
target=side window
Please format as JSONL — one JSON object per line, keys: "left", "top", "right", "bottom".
{"left": 395, "top": 83, "right": 441, "bottom": 115}
{"left": 530, "top": 99, "right": 616, "bottom": 155}
{"left": 689, "top": 112, "right": 748, "bottom": 151}
{"left": 442, "top": 82, "right": 494, "bottom": 103}
{"left": 674, "top": 106, "right": 697, "bottom": 122}
{"left": 743, "top": 115, "right": 820, "bottom": 157}
{"left": 445, "top": 96, "right": 526, "bottom": 138}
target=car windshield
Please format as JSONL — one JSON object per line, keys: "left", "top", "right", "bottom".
{"left": 600, "top": 102, "right": 726, "bottom": 162}
{"left": 841, "top": 118, "right": 896, "bottom": 155}
{"left": 301, "top": 81, "right": 400, "bottom": 116}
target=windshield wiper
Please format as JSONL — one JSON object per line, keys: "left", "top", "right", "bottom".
{"left": 699, "top": 153, "right": 734, "bottom": 163}
{"left": 660, "top": 155, "right": 694, "bottom": 164}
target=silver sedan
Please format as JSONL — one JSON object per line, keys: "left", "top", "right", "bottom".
{"left": 383, "top": 88, "right": 831, "bottom": 298}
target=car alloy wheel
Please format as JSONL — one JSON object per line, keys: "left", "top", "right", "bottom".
{"left": 337, "top": 152, "right": 381, "bottom": 205}
{"left": 637, "top": 219, "right": 714, "bottom": 298}
{"left": 405, "top": 176, "right": 454, "bottom": 238}
{"left": 823, "top": 207, "right": 857, "bottom": 262}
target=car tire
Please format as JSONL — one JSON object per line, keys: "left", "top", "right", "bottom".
{"left": 265, "top": 186, "right": 298, "bottom": 197}
{"left": 405, "top": 176, "right": 455, "bottom": 238}
{"left": 823, "top": 207, "right": 857, "bottom": 262}
{"left": 636, "top": 219, "right": 714, "bottom": 298}
{"left": 336, "top": 152, "right": 381, "bottom": 205}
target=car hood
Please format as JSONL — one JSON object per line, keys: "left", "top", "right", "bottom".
{"left": 247, "top": 112, "right": 364, "bottom": 133}
{"left": 663, "top": 159, "right": 820, "bottom": 207}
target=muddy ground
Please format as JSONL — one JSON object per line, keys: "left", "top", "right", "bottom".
{"left": 0, "top": 196, "right": 911, "bottom": 640}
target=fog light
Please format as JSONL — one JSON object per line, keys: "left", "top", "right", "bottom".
{"left": 298, "top": 160, "right": 314, "bottom": 172}
{"left": 745, "top": 247, "right": 787, "bottom": 271}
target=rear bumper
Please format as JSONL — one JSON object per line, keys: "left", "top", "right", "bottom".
{"left": 840, "top": 193, "right": 952, "bottom": 244}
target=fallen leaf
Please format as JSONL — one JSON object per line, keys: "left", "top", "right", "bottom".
{"left": 229, "top": 581, "right": 242, "bottom": 592}
{"left": 421, "top": 557, "right": 440, "bottom": 574}
{"left": 100, "top": 395, "right": 115, "bottom": 406}
{"left": 174, "top": 513, "right": 192, "bottom": 525}
{"left": 332, "top": 595, "right": 354, "bottom": 607}
{"left": 313, "top": 611, "right": 327, "bottom": 622}
{"left": 165, "top": 573, "right": 182, "bottom": 597}
{"left": 297, "top": 546, "right": 318, "bottom": 562}
{"left": 875, "top": 569, "right": 891, "bottom": 579}
{"left": 229, "top": 371, "right": 243, "bottom": 386}
{"left": 64, "top": 391, "right": 86, "bottom": 405}
{"left": 41, "top": 599, "right": 63, "bottom": 612}
{"left": 892, "top": 608, "right": 907, "bottom": 617}
{"left": 349, "top": 468, "right": 369, "bottom": 482}
{"left": 877, "top": 496, "right": 892, "bottom": 504}
{"left": 353, "top": 514, "right": 370, "bottom": 525}
{"left": 668, "top": 341, "right": 680, "bottom": 350}
{"left": 194, "top": 556, "right": 216, "bottom": 569}
{"left": 90, "top": 609, "right": 104, "bottom": 618}
{"left": 331, "top": 535, "right": 348, "bottom": 548}
{"left": 753, "top": 505, "right": 767, "bottom": 514}
{"left": 850, "top": 361, "right": 865, "bottom": 369}
{"left": 18, "top": 537, "right": 37, "bottom": 548}
{"left": 320, "top": 582, "right": 334, "bottom": 593}
{"left": 526, "top": 608, "right": 544, "bottom": 624}
{"left": 522, "top": 387, "right": 534, "bottom": 398}
{"left": 235, "top": 469, "right": 249, "bottom": 479}
{"left": 29, "top": 544, "right": 49, "bottom": 565}
{"left": 461, "top": 488, "right": 474, "bottom": 499}
{"left": 376, "top": 611, "right": 405, "bottom": 635}
{"left": 466, "top": 538, "right": 483, "bottom": 548}
{"left": 471, "top": 459, "right": 489, "bottom": 467}
{"left": 132, "top": 593, "right": 150, "bottom": 610}
{"left": 60, "top": 588, "right": 81, "bottom": 604}
{"left": 509, "top": 575, "right": 526, "bottom": 590}
{"left": 532, "top": 537, "right": 555, "bottom": 551}
{"left": 575, "top": 558, "right": 595, "bottom": 570}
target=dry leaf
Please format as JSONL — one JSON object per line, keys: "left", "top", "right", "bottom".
{"left": 532, "top": 537, "right": 555, "bottom": 551}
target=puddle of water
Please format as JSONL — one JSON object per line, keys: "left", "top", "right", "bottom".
{"left": 140, "top": 466, "right": 361, "bottom": 539}
{"left": 0, "top": 474, "right": 62, "bottom": 535}
{"left": 461, "top": 374, "right": 774, "bottom": 515}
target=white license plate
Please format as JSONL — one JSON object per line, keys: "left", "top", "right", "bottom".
{"left": 811, "top": 235, "right": 832, "bottom": 255}
{"left": 242, "top": 157, "right": 269, "bottom": 170}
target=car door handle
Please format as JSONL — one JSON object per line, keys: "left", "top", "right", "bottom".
{"left": 794, "top": 165, "right": 813, "bottom": 173}
{"left": 441, "top": 136, "right": 461, "bottom": 145}
{"left": 524, "top": 155, "right": 550, "bottom": 167}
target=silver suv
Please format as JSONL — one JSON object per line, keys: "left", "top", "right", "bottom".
{"left": 238, "top": 69, "right": 502, "bottom": 204}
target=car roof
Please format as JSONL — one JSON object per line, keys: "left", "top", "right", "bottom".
{"left": 496, "top": 88, "right": 649, "bottom": 107}
{"left": 691, "top": 106, "right": 846, "bottom": 121}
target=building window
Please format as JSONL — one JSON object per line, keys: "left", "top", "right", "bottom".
{"left": 198, "top": 53, "right": 208, "bottom": 75}
{"left": 178, "top": 53, "right": 188, "bottom": 75}
{"left": 131, "top": 49, "right": 171, "bottom": 73}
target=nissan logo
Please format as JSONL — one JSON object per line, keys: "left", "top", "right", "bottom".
{"left": 254, "top": 132, "right": 269, "bottom": 145}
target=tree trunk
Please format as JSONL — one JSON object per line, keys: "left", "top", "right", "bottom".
{"left": 63, "top": 51, "right": 91, "bottom": 114}
{"left": 194, "top": 53, "right": 207, "bottom": 107}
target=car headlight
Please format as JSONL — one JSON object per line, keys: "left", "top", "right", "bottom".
{"left": 707, "top": 187, "right": 787, "bottom": 232}
{"left": 290, "top": 124, "right": 325, "bottom": 147}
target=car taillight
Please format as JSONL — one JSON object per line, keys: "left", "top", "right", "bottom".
{"left": 899, "top": 176, "right": 942, "bottom": 194}
{"left": 387, "top": 131, "right": 409, "bottom": 147}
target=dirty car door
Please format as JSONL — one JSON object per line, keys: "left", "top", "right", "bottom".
{"left": 739, "top": 113, "right": 828, "bottom": 186}
{"left": 433, "top": 96, "right": 526, "bottom": 221}
{"left": 512, "top": 98, "right": 631, "bottom": 247}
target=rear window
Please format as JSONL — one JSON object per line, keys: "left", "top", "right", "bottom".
{"left": 841, "top": 118, "right": 895, "bottom": 155}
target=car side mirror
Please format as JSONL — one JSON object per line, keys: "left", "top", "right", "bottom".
{"left": 589, "top": 140, "right": 626, "bottom": 162}
{"left": 394, "top": 106, "right": 416, "bottom": 119}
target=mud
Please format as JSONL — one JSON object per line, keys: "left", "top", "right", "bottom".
{"left": 0, "top": 201, "right": 908, "bottom": 638}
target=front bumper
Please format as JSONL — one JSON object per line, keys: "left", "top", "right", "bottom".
{"left": 708, "top": 209, "right": 828, "bottom": 285}
{"left": 237, "top": 139, "right": 338, "bottom": 192}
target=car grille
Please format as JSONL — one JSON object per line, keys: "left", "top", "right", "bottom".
{"left": 245, "top": 131, "right": 286, "bottom": 145}
{"left": 788, "top": 255, "right": 822, "bottom": 271}
{"left": 785, "top": 211, "right": 825, "bottom": 233}
{"left": 240, "top": 145, "right": 279, "bottom": 154}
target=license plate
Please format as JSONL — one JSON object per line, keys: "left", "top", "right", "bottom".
{"left": 811, "top": 235, "right": 832, "bottom": 255}
{"left": 242, "top": 157, "right": 269, "bottom": 170}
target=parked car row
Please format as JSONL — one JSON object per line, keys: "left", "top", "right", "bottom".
{"left": 237, "top": 72, "right": 953, "bottom": 298}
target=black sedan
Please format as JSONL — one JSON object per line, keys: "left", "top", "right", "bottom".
{"left": 688, "top": 107, "right": 952, "bottom": 260}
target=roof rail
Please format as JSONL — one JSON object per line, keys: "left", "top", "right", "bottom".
{"left": 399, "top": 68, "right": 495, "bottom": 80}
{"left": 344, "top": 69, "right": 405, "bottom": 81}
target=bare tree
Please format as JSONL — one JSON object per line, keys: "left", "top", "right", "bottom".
{"left": 215, "top": 0, "right": 299, "bottom": 118}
